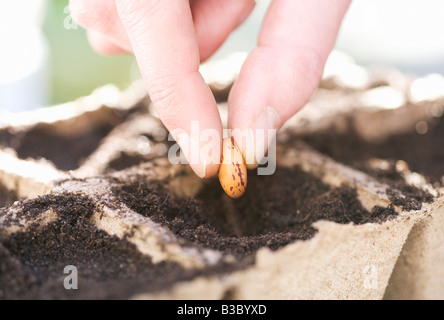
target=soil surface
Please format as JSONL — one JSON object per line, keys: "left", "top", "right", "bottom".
{"left": 297, "top": 112, "right": 441, "bottom": 210}
{"left": 0, "top": 105, "right": 146, "bottom": 171}
{"left": 113, "top": 165, "right": 398, "bottom": 258}
{"left": 1, "top": 163, "right": 402, "bottom": 299}
{"left": 0, "top": 124, "right": 114, "bottom": 171}
{"left": 0, "top": 98, "right": 440, "bottom": 299}
{"left": 0, "top": 194, "right": 238, "bottom": 299}
{"left": 0, "top": 183, "right": 18, "bottom": 208}
{"left": 300, "top": 113, "right": 444, "bottom": 186}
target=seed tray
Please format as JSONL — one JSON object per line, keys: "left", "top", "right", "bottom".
{"left": 1, "top": 52, "right": 443, "bottom": 299}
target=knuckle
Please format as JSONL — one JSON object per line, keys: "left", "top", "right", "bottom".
{"left": 114, "top": 0, "right": 142, "bottom": 25}
{"left": 115, "top": 0, "right": 162, "bottom": 27}
{"left": 148, "top": 75, "right": 182, "bottom": 122}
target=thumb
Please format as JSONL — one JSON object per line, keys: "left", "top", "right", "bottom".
{"left": 228, "top": 0, "right": 350, "bottom": 169}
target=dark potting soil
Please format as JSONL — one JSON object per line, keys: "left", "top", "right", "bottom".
{"left": 0, "top": 160, "right": 424, "bottom": 299}
{"left": 0, "top": 123, "right": 114, "bottom": 171}
{"left": 0, "top": 162, "right": 426, "bottom": 300}
{"left": 297, "top": 113, "right": 441, "bottom": 210}
{"left": 0, "top": 194, "right": 240, "bottom": 300}
{"left": 1, "top": 102, "right": 438, "bottom": 299}
{"left": 107, "top": 151, "right": 148, "bottom": 172}
{"left": 113, "top": 165, "right": 398, "bottom": 258}
{"left": 0, "top": 183, "right": 18, "bottom": 208}
{"left": 300, "top": 113, "right": 444, "bottom": 186}
{"left": 0, "top": 104, "right": 148, "bottom": 171}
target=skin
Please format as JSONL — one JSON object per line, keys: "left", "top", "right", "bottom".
{"left": 70, "top": 0, "right": 351, "bottom": 178}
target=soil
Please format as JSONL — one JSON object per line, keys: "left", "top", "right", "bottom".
{"left": 113, "top": 165, "right": 398, "bottom": 257}
{"left": 300, "top": 113, "right": 444, "bottom": 186}
{"left": 0, "top": 97, "right": 439, "bottom": 299}
{"left": 107, "top": 151, "right": 148, "bottom": 172}
{"left": 0, "top": 183, "right": 18, "bottom": 208}
{"left": 0, "top": 104, "right": 147, "bottom": 171}
{"left": 1, "top": 164, "right": 402, "bottom": 299}
{"left": 0, "top": 123, "right": 114, "bottom": 171}
{"left": 296, "top": 113, "right": 441, "bottom": 210}
{"left": 0, "top": 194, "right": 238, "bottom": 300}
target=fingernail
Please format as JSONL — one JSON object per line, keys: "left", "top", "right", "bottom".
{"left": 247, "top": 106, "right": 281, "bottom": 169}
{"left": 176, "top": 133, "right": 207, "bottom": 178}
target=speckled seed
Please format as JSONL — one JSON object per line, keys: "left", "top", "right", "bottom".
{"left": 218, "top": 137, "right": 247, "bottom": 198}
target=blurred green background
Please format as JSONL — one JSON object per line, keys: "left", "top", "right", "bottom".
{"left": 43, "top": 0, "right": 139, "bottom": 105}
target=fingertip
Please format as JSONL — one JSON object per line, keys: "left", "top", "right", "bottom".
{"left": 204, "top": 162, "right": 220, "bottom": 178}
{"left": 175, "top": 130, "right": 221, "bottom": 179}
{"left": 229, "top": 106, "right": 281, "bottom": 171}
{"left": 188, "top": 161, "right": 219, "bottom": 179}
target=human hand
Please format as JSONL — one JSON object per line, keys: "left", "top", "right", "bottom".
{"left": 70, "top": 0, "right": 350, "bottom": 178}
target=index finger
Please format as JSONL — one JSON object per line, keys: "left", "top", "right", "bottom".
{"left": 115, "top": 0, "right": 222, "bottom": 178}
